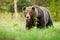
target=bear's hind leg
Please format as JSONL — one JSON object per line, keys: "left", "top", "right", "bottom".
{"left": 46, "top": 18, "right": 53, "bottom": 27}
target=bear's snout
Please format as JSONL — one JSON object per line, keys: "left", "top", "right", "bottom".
{"left": 26, "top": 16, "right": 29, "bottom": 19}
{"left": 26, "top": 16, "right": 30, "bottom": 20}
{"left": 26, "top": 13, "right": 30, "bottom": 20}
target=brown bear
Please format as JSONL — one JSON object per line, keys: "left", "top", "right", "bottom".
{"left": 22, "top": 5, "right": 53, "bottom": 30}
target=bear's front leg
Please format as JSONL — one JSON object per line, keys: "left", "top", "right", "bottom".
{"left": 36, "top": 17, "right": 46, "bottom": 28}
{"left": 26, "top": 20, "right": 32, "bottom": 30}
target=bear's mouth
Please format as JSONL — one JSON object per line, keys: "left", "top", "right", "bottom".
{"left": 26, "top": 19, "right": 31, "bottom": 22}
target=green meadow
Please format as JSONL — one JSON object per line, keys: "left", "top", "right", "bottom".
{"left": 0, "top": 12, "right": 60, "bottom": 40}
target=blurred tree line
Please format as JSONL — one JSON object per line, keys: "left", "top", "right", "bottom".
{"left": 0, "top": 0, "right": 60, "bottom": 21}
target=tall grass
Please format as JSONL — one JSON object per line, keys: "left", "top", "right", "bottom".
{"left": 0, "top": 12, "right": 60, "bottom": 40}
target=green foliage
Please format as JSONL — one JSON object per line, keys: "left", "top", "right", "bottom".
{"left": 0, "top": 0, "right": 60, "bottom": 21}
{"left": 0, "top": 12, "right": 60, "bottom": 40}
{"left": 7, "top": 0, "right": 32, "bottom": 12}
{"left": 50, "top": 0, "right": 60, "bottom": 21}
{"left": 0, "top": 21, "right": 60, "bottom": 40}
{"left": 7, "top": 3, "right": 14, "bottom": 12}
{"left": 17, "top": 0, "right": 32, "bottom": 12}
{"left": 38, "top": 0, "right": 51, "bottom": 6}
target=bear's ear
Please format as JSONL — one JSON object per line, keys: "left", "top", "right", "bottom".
{"left": 32, "top": 7, "right": 35, "bottom": 10}
{"left": 22, "top": 7, "right": 26, "bottom": 11}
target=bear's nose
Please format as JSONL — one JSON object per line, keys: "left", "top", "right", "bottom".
{"left": 26, "top": 16, "right": 29, "bottom": 19}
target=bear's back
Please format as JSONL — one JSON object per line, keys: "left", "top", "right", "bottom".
{"left": 39, "top": 7, "right": 50, "bottom": 24}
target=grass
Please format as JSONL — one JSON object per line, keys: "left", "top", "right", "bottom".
{"left": 0, "top": 12, "right": 60, "bottom": 40}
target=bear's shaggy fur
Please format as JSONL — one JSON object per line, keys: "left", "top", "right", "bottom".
{"left": 22, "top": 5, "right": 53, "bottom": 30}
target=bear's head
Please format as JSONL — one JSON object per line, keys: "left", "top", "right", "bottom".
{"left": 22, "top": 6, "right": 36, "bottom": 21}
